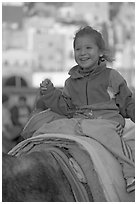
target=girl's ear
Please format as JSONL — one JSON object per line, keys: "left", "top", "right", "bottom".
{"left": 99, "top": 49, "right": 103, "bottom": 56}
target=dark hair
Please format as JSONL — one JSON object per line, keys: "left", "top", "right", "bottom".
{"left": 73, "top": 26, "right": 114, "bottom": 63}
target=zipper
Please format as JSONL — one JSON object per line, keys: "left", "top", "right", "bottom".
{"left": 86, "top": 80, "right": 88, "bottom": 105}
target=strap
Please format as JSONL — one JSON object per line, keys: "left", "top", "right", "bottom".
{"left": 47, "top": 146, "right": 92, "bottom": 202}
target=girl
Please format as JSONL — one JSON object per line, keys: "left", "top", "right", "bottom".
{"left": 36, "top": 26, "right": 135, "bottom": 193}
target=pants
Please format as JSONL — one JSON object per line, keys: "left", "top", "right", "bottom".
{"left": 32, "top": 111, "right": 135, "bottom": 179}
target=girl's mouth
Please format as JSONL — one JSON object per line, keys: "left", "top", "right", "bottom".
{"left": 80, "top": 58, "right": 90, "bottom": 61}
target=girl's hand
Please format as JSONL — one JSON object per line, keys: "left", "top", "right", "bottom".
{"left": 40, "top": 79, "right": 53, "bottom": 95}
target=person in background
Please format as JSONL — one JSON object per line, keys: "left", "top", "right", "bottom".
{"left": 35, "top": 26, "right": 135, "bottom": 193}
{"left": 2, "top": 94, "right": 22, "bottom": 152}
{"left": 10, "top": 95, "right": 31, "bottom": 129}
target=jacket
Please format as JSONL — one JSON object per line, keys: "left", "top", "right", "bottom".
{"left": 36, "top": 63, "right": 135, "bottom": 127}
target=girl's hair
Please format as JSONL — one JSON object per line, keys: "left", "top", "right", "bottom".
{"left": 73, "top": 26, "right": 114, "bottom": 63}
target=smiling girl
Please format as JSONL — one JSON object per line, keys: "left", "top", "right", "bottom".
{"left": 36, "top": 26, "right": 135, "bottom": 193}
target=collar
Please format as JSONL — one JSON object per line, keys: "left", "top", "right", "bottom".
{"left": 68, "top": 62, "right": 106, "bottom": 79}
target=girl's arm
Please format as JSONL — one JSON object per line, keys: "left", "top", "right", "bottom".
{"left": 109, "top": 69, "right": 135, "bottom": 123}
{"left": 35, "top": 79, "right": 75, "bottom": 117}
{"left": 115, "top": 81, "right": 135, "bottom": 122}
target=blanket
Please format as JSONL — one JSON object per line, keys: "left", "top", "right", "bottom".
{"left": 33, "top": 118, "right": 134, "bottom": 163}
{"left": 20, "top": 110, "right": 135, "bottom": 201}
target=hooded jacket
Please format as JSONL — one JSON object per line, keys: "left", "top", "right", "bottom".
{"left": 36, "top": 63, "right": 135, "bottom": 127}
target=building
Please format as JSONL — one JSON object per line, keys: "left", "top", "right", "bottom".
{"left": 2, "top": 2, "right": 135, "bottom": 88}
{"left": 72, "top": 2, "right": 109, "bottom": 25}
{"left": 2, "top": 3, "right": 24, "bottom": 29}
{"left": 33, "top": 30, "right": 65, "bottom": 72}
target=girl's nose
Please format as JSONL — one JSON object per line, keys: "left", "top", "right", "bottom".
{"left": 80, "top": 48, "right": 86, "bottom": 55}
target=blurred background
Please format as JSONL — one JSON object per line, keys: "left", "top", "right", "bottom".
{"left": 2, "top": 2, "right": 135, "bottom": 152}
{"left": 2, "top": 2, "right": 135, "bottom": 112}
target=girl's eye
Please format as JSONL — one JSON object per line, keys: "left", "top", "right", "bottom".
{"left": 87, "top": 47, "right": 92, "bottom": 49}
{"left": 75, "top": 48, "right": 80, "bottom": 51}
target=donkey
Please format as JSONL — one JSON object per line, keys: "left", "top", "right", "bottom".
{"left": 2, "top": 151, "right": 75, "bottom": 202}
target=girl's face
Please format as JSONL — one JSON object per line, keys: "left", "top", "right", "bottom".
{"left": 74, "top": 35, "right": 101, "bottom": 69}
